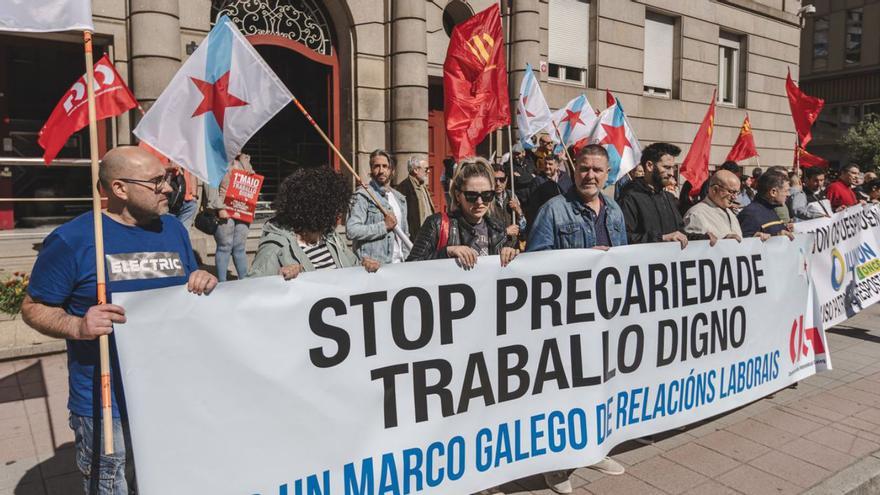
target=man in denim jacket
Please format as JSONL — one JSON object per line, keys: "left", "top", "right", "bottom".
{"left": 526, "top": 144, "right": 627, "bottom": 252}
{"left": 346, "top": 149, "right": 410, "bottom": 263}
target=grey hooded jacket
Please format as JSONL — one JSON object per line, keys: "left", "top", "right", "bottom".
{"left": 248, "top": 220, "right": 358, "bottom": 277}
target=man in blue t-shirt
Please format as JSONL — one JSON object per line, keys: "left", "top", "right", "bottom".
{"left": 22, "top": 146, "right": 218, "bottom": 494}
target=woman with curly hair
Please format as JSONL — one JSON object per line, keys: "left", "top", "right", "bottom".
{"left": 407, "top": 157, "right": 518, "bottom": 269}
{"left": 249, "top": 167, "right": 379, "bottom": 279}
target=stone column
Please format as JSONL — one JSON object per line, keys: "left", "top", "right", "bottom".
{"left": 510, "top": 0, "right": 540, "bottom": 132}
{"left": 129, "top": 0, "right": 182, "bottom": 112}
{"left": 390, "top": 0, "right": 429, "bottom": 184}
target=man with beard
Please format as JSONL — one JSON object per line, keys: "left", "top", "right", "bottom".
{"left": 395, "top": 155, "right": 435, "bottom": 239}
{"left": 619, "top": 142, "right": 688, "bottom": 248}
{"left": 346, "top": 149, "right": 410, "bottom": 263}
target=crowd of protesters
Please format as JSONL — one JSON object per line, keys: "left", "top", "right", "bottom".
{"left": 19, "top": 139, "right": 880, "bottom": 494}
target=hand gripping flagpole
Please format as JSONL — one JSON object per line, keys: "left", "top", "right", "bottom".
{"left": 289, "top": 95, "right": 413, "bottom": 250}
{"left": 551, "top": 120, "right": 578, "bottom": 179}
{"left": 83, "top": 31, "right": 114, "bottom": 455}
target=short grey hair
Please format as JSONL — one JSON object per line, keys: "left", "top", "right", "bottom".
{"left": 407, "top": 155, "right": 427, "bottom": 174}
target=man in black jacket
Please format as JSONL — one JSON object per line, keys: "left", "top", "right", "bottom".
{"left": 737, "top": 172, "right": 793, "bottom": 238}
{"left": 620, "top": 142, "right": 688, "bottom": 248}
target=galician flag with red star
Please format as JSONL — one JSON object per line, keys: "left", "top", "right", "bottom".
{"left": 588, "top": 99, "right": 641, "bottom": 185}
{"left": 134, "top": 16, "right": 292, "bottom": 186}
{"left": 550, "top": 94, "right": 597, "bottom": 151}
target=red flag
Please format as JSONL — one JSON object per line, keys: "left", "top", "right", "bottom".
{"left": 443, "top": 4, "right": 509, "bottom": 159}
{"left": 795, "top": 146, "right": 829, "bottom": 168}
{"left": 786, "top": 69, "right": 824, "bottom": 147}
{"left": 38, "top": 55, "right": 137, "bottom": 164}
{"left": 680, "top": 90, "right": 716, "bottom": 197}
{"left": 606, "top": 89, "right": 615, "bottom": 109}
{"left": 726, "top": 113, "right": 758, "bottom": 162}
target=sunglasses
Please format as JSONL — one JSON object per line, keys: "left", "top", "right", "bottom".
{"left": 494, "top": 176, "right": 507, "bottom": 183}
{"left": 461, "top": 190, "right": 496, "bottom": 203}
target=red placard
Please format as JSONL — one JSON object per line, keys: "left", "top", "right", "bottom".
{"left": 224, "top": 169, "right": 264, "bottom": 223}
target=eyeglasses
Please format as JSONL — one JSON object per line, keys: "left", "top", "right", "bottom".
{"left": 461, "top": 190, "right": 496, "bottom": 203}
{"left": 494, "top": 176, "right": 507, "bottom": 183}
{"left": 713, "top": 184, "right": 739, "bottom": 196}
{"left": 117, "top": 171, "right": 174, "bottom": 193}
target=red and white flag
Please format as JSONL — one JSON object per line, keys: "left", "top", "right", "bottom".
{"left": 38, "top": 55, "right": 138, "bottom": 164}
{"left": 0, "top": 0, "right": 93, "bottom": 32}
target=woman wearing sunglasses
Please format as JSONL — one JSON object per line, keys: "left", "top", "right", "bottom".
{"left": 407, "top": 157, "right": 518, "bottom": 269}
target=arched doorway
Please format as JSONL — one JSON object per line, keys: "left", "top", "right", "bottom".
{"left": 213, "top": 0, "right": 342, "bottom": 204}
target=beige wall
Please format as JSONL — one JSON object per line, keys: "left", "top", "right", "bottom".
{"left": 83, "top": 0, "right": 801, "bottom": 176}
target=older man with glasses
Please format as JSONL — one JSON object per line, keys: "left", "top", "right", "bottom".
{"left": 21, "top": 146, "right": 217, "bottom": 494}
{"left": 683, "top": 169, "right": 746, "bottom": 243}
{"left": 395, "top": 155, "right": 435, "bottom": 239}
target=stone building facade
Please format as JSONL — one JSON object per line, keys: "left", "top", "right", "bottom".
{"left": 798, "top": 0, "right": 880, "bottom": 168}
{"left": 0, "top": 0, "right": 804, "bottom": 223}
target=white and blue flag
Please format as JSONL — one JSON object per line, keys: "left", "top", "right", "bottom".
{"left": 134, "top": 16, "right": 292, "bottom": 186}
{"left": 515, "top": 64, "right": 556, "bottom": 148}
{"left": 588, "top": 98, "right": 642, "bottom": 185}
{"left": 550, "top": 94, "right": 597, "bottom": 152}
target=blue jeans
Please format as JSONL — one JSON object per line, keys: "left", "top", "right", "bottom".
{"left": 175, "top": 199, "right": 198, "bottom": 230}
{"left": 69, "top": 414, "right": 134, "bottom": 495}
{"left": 214, "top": 219, "right": 250, "bottom": 281}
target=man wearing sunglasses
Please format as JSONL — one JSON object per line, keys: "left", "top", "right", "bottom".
{"left": 21, "top": 146, "right": 218, "bottom": 493}
{"left": 491, "top": 163, "right": 526, "bottom": 238}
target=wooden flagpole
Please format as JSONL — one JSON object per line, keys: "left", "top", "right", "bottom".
{"left": 504, "top": 0, "right": 517, "bottom": 224}
{"left": 289, "top": 95, "right": 413, "bottom": 250}
{"left": 83, "top": 30, "right": 114, "bottom": 455}
{"left": 551, "top": 120, "right": 577, "bottom": 179}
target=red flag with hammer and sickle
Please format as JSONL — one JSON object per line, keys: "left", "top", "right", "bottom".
{"left": 443, "top": 4, "right": 510, "bottom": 160}
{"left": 38, "top": 55, "right": 138, "bottom": 164}
{"left": 726, "top": 113, "right": 759, "bottom": 162}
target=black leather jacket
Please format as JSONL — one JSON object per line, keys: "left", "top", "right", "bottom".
{"left": 407, "top": 211, "right": 513, "bottom": 261}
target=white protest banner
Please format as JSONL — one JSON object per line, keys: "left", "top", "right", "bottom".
{"left": 114, "top": 237, "right": 829, "bottom": 495}
{"left": 794, "top": 204, "right": 880, "bottom": 328}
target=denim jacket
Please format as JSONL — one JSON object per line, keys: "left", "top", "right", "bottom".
{"left": 345, "top": 180, "right": 411, "bottom": 263}
{"left": 526, "top": 189, "right": 627, "bottom": 251}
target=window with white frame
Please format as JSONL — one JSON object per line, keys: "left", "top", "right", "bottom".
{"left": 548, "top": 0, "right": 588, "bottom": 85}
{"left": 718, "top": 31, "right": 743, "bottom": 106}
{"left": 643, "top": 12, "right": 675, "bottom": 97}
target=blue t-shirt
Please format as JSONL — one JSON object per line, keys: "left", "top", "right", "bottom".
{"left": 28, "top": 212, "right": 198, "bottom": 418}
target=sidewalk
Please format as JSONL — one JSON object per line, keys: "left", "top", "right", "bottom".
{"left": 2, "top": 306, "right": 880, "bottom": 495}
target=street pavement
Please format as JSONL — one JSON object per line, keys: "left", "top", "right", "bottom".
{"left": 2, "top": 305, "right": 880, "bottom": 494}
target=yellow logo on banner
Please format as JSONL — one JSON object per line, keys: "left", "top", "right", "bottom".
{"left": 708, "top": 115, "right": 714, "bottom": 137}
{"left": 466, "top": 33, "right": 497, "bottom": 69}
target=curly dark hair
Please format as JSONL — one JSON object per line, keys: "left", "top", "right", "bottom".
{"left": 271, "top": 166, "right": 351, "bottom": 234}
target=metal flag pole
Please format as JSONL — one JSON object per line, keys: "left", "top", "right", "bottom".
{"left": 83, "top": 30, "right": 114, "bottom": 455}
{"left": 289, "top": 95, "right": 412, "bottom": 250}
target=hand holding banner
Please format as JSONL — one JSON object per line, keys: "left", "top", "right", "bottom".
{"left": 115, "top": 238, "right": 827, "bottom": 495}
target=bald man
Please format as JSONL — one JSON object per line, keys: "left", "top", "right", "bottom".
{"left": 683, "top": 169, "right": 750, "bottom": 243}
{"left": 22, "top": 146, "right": 217, "bottom": 494}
